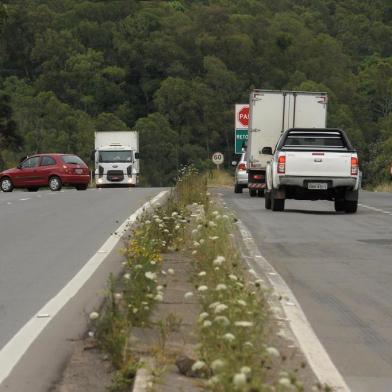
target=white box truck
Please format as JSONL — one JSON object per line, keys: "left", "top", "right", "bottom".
{"left": 247, "top": 90, "right": 328, "bottom": 197}
{"left": 93, "top": 131, "right": 139, "bottom": 188}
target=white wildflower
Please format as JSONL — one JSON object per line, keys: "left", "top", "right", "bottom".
{"left": 145, "top": 271, "right": 157, "bottom": 280}
{"left": 175, "top": 225, "right": 180, "bottom": 230}
{"left": 193, "top": 241, "right": 200, "bottom": 247}
{"left": 197, "top": 224, "right": 202, "bottom": 229}
{"left": 198, "top": 285, "right": 208, "bottom": 292}
{"left": 234, "top": 321, "right": 254, "bottom": 327}
{"left": 244, "top": 341, "right": 254, "bottom": 348}
{"left": 209, "top": 236, "right": 219, "bottom": 241}
{"left": 215, "top": 304, "right": 228, "bottom": 313}
{"left": 89, "top": 311, "right": 99, "bottom": 320}
{"left": 171, "top": 212, "right": 178, "bottom": 217}
{"left": 114, "top": 293, "right": 123, "bottom": 300}
{"left": 211, "top": 359, "right": 225, "bottom": 372}
{"left": 150, "top": 260, "right": 156, "bottom": 265}
{"left": 123, "top": 273, "right": 131, "bottom": 280}
{"left": 233, "top": 373, "right": 246, "bottom": 388}
{"left": 237, "top": 300, "right": 247, "bottom": 307}
{"left": 163, "top": 229, "right": 169, "bottom": 234}
{"left": 192, "top": 250, "right": 197, "bottom": 255}
{"left": 216, "top": 284, "right": 227, "bottom": 291}
{"left": 184, "top": 292, "right": 194, "bottom": 299}
{"left": 279, "top": 377, "right": 291, "bottom": 387}
{"left": 208, "top": 221, "right": 217, "bottom": 228}
{"left": 145, "top": 220, "right": 151, "bottom": 224}
{"left": 229, "top": 274, "right": 238, "bottom": 281}
{"left": 203, "top": 320, "right": 212, "bottom": 328}
{"left": 167, "top": 268, "right": 175, "bottom": 275}
{"left": 235, "top": 282, "right": 244, "bottom": 288}
{"left": 198, "top": 271, "right": 206, "bottom": 277}
{"left": 191, "top": 360, "right": 206, "bottom": 372}
{"left": 248, "top": 269, "right": 257, "bottom": 277}
{"left": 161, "top": 270, "right": 167, "bottom": 275}
{"left": 266, "top": 346, "right": 280, "bottom": 358}
{"left": 213, "top": 256, "right": 225, "bottom": 266}
{"left": 198, "top": 312, "right": 209, "bottom": 321}
{"left": 154, "top": 294, "right": 163, "bottom": 302}
{"left": 135, "top": 264, "right": 142, "bottom": 269}
{"left": 88, "top": 331, "right": 95, "bottom": 338}
{"left": 241, "top": 366, "right": 251, "bottom": 375}
{"left": 199, "top": 239, "right": 205, "bottom": 244}
{"left": 214, "top": 316, "right": 230, "bottom": 326}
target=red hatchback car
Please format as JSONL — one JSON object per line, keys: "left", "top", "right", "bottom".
{"left": 0, "top": 154, "right": 90, "bottom": 192}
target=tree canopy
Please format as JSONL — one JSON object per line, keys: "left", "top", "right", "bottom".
{"left": 0, "top": 0, "right": 391, "bottom": 184}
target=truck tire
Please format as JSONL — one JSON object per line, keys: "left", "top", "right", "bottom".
{"left": 257, "top": 189, "right": 264, "bottom": 197}
{"left": 249, "top": 189, "right": 257, "bottom": 197}
{"left": 344, "top": 200, "right": 358, "bottom": 213}
{"left": 271, "top": 195, "right": 285, "bottom": 211}
{"left": 334, "top": 200, "right": 345, "bottom": 212}
{"left": 265, "top": 191, "right": 272, "bottom": 209}
{"left": 234, "top": 183, "right": 243, "bottom": 193}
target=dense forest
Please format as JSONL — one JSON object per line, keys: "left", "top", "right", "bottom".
{"left": 0, "top": 0, "right": 391, "bottom": 185}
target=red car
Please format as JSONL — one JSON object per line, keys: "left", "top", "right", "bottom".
{"left": 0, "top": 154, "right": 90, "bottom": 192}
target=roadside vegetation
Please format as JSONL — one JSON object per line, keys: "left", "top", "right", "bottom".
{"left": 88, "top": 168, "right": 329, "bottom": 391}
{"left": 1, "top": 0, "right": 391, "bottom": 186}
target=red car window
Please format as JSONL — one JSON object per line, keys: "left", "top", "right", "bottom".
{"left": 21, "top": 156, "right": 40, "bottom": 168}
{"left": 40, "top": 156, "right": 56, "bottom": 166}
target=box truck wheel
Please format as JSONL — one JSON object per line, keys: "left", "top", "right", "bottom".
{"left": 257, "top": 189, "right": 264, "bottom": 197}
{"left": 234, "top": 183, "right": 243, "bottom": 193}
{"left": 334, "top": 200, "right": 345, "bottom": 212}
{"left": 249, "top": 189, "right": 257, "bottom": 197}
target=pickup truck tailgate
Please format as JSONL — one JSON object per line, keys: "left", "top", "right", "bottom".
{"left": 285, "top": 152, "right": 352, "bottom": 177}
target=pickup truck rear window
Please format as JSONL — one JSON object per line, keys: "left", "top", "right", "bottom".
{"left": 283, "top": 131, "right": 346, "bottom": 149}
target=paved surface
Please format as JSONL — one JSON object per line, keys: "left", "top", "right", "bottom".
{"left": 0, "top": 188, "right": 163, "bottom": 353}
{"left": 220, "top": 189, "right": 392, "bottom": 392}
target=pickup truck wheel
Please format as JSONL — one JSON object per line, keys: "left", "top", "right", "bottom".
{"left": 334, "top": 200, "right": 345, "bottom": 212}
{"left": 249, "top": 189, "right": 257, "bottom": 197}
{"left": 265, "top": 191, "right": 272, "bottom": 209}
{"left": 257, "top": 189, "right": 264, "bottom": 197}
{"left": 344, "top": 200, "right": 358, "bottom": 213}
{"left": 234, "top": 184, "right": 243, "bottom": 193}
{"left": 272, "top": 196, "right": 285, "bottom": 211}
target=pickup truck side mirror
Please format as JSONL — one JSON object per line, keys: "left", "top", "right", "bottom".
{"left": 261, "top": 147, "right": 273, "bottom": 155}
{"left": 135, "top": 152, "right": 140, "bottom": 159}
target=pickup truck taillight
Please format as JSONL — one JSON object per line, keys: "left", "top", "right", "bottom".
{"left": 277, "top": 155, "right": 286, "bottom": 174}
{"left": 351, "top": 156, "right": 359, "bottom": 175}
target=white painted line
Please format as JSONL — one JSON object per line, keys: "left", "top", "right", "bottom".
{"left": 19, "top": 198, "right": 30, "bottom": 201}
{"left": 236, "top": 220, "right": 350, "bottom": 392}
{"left": 0, "top": 190, "right": 169, "bottom": 385}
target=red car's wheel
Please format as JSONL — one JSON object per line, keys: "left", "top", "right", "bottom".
{"left": 1, "top": 177, "right": 14, "bottom": 192}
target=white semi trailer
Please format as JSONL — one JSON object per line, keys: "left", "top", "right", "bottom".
{"left": 247, "top": 90, "right": 328, "bottom": 197}
{"left": 94, "top": 131, "right": 139, "bottom": 187}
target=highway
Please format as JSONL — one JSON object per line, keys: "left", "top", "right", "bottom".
{"left": 221, "top": 189, "right": 392, "bottom": 392}
{"left": 0, "top": 187, "right": 164, "bottom": 391}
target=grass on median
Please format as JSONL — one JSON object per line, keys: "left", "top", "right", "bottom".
{"left": 88, "top": 166, "right": 329, "bottom": 391}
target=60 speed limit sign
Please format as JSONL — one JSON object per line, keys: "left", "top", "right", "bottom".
{"left": 212, "top": 152, "right": 224, "bottom": 166}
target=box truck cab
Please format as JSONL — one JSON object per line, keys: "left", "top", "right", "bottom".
{"left": 93, "top": 131, "right": 139, "bottom": 187}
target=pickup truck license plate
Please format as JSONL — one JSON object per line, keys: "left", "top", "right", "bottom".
{"left": 308, "top": 182, "right": 328, "bottom": 190}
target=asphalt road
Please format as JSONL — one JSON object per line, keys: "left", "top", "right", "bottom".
{"left": 221, "top": 189, "right": 392, "bottom": 392}
{"left": 0, "top": 188, "right": 163, "bottom": 361}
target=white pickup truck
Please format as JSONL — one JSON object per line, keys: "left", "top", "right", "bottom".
{"left": 265, "top": 128, "right": 360, "bottom": 213}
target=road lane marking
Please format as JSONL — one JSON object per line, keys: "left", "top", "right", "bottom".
{"left": 19, "top": 198, "right": 30, "bottom": 201}
{"left": 0, "top": 190, "right": 169, "bottom": 385}
{"left": 236, "top": 220, "right": 350, "bottom": 391}
{"left": 359, "top": 204, "right": 391, "bottom": 215}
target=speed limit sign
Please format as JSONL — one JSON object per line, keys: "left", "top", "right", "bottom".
{"left": 212, "top": 152, "right": 224, "bottom": 167}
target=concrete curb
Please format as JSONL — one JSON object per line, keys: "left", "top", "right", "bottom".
{"left": 236, "top": 219, "right": 351, "bottom": 392}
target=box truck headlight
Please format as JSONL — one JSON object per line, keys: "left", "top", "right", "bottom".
{"left": 97, "top": 178, "right": 103, "bottom": 184}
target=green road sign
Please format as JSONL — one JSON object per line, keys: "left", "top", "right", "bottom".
{"left": 235, "top": 129, "right": 248, "bottom": 154}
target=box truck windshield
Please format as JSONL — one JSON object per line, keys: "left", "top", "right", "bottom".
{"left": 99, "top": 150, "right": 133, "bottom": 163}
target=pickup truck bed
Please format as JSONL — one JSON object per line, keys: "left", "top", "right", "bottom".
{"left": 265, "top": 128, "right": 360, "bottom": 213}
